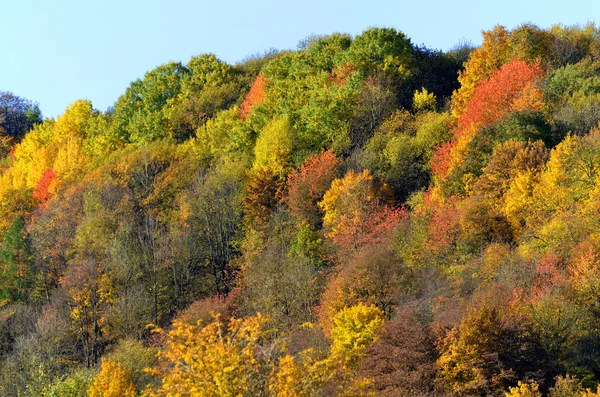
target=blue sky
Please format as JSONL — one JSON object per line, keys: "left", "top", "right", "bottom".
{"left": 1, "top": 0, "right": 599, "bottom": 118}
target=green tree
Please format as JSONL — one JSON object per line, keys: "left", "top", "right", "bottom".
{"left": 0, "top": 217, "right": 33, "bottom": 301}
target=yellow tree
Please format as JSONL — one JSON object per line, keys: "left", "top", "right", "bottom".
{"left": 320, "top": 170, "right": 377, "bottom": 240}
{"left": 451, "top": 26, "right": 510, "bottom": 118}
{"left": 505, "top": 381, "right": 542, "bottom": 397}
{"left": 145, "top": 314, "right": 277, "bottom": 397}
{"left": 319, "top": 169, "right": 395, "bottom": 247}
{"left": 146, "top": 307, "right": 384, "bottom": 396}
{"left": 269, "top": 304, "right": 384, "bottom": 397}
{"left": 253, "top": 117, "right": 293, "bottom": 175}
{"left": 329, "top": 303, "right": 384, "bottom": 366}
{"left": 88, "top": 357, "right": 136, "bottom": 397}
{"left": 518, "top": 130, "right": 600, "bottom": 258}
{"left": 268, "top": 351, "right": 331, "bottom": 397}
{"left": 451, "top": 24, "right": 551, "bottom": 119}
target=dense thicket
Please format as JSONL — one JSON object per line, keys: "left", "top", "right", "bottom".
{"left": 3, "top": 24, "right": 600, "bottom": 396}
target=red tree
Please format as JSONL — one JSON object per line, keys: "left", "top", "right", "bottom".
{"left": 33, "top": 168, "right": 55, "bottom": 204}
{"left": 432, "top": 58, "right": 545, "bottom": 179}
{"left": 286, "top": 149, "right": 340, "bottom": 226}
{"left": 329, "top": 205, "right": 406, "bottom": 260}
{"left": 533, "top": 252, "right": 566, "bottom": 298}
{"left": 456, "top": 58, "right": 544, "bottom": 136}
{"left": 239, "top": 74, "right": 267, "bottom": 120}
{"left": 430, "top": 141, "right": 454, "bottom": 179}
{"left": 426, "top": 198, "right": 461, "bottom": 259}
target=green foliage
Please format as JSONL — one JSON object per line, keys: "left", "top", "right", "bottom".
{"left": 360, "top": 110, "right": 452, "bottom": 200}
{"left": 107, "top": 339, "right": 158, "bottom": 391}
{"left": 185, "top": 160, "right": 245, "bottom": 295}
{"left": 546, "top": 59, "right": 600, "bottom": 100}
{"left": 241, "top": 211, "right": 319, "bottom": 329}
{"left": 0, "top": 217, "right": 33, "bottom": 301}
{"left": 346, "top": 28, "right": 414, "bottom": 80}
{"left": 546, "top": 59, "right": 600, "bottom": 136}
{"left": 0, "top": 91, "right": 42, "bottom": 154}
{"left": 42, "top": 368, "right": 95, "bottom": 397}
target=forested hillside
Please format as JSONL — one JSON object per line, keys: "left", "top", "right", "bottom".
{"left": 2, "top": 24, "right": 600, "bottom": 396}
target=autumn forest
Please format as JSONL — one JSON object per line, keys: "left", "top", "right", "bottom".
{"left": 2, "top": 24, "right": 600, "bottom": 396}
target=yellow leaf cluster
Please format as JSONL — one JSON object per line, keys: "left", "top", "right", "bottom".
{"left": 144, "top": 307, "right": 383, "bottom": 396}
{"left": 330, "top": 303, "right": 384, "bottom": 366}
{"left": 413, "top": 88, "right": 437, "bottom": 112}
{"left": 253, "top": 117, "right": 292, "bottom": 175}
{"left": 505, "top": 381, "right": 542, "bottom": 397}
{"left": 319, "top": 170, "right": 375, "bottom": 240}
{"left": 452, "top": 26, "right": 509, "bottom": 119}
{"left": 145, "top": 314, "right": 272, "bottom": 397}
{"left": 268, "top": 352, "right": 330, "bottom": 397}
{"left": 88, "top": 357, "right": 136, "bottom": 397}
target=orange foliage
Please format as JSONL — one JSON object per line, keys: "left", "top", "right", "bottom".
{"left": 425, "top": 196, "right": 461, "bottom": 259}
{"left": 239, "top": 74, "right": 267, "bottom": 120}
{"left": 456, "top": 58, "right": 544, "bottom": 135}
{"left": 243, "top": 167, "right": 285, "bottom": 229}
{"left": 328, "top": 62, "right": 355, "bottom": 86}
{"left": 32, "top": 168, "right": 55, "bottom": 204}
{"left": 568, "top": 240, "right": 600, "bottom": 307}
{"left": 433, "top": 58, "right": 545, "bottom": 180}
{"left": 286, "top": 150, "right": 340, "bottom": 225}
{"left": 532, "top": 253, "right": 566, "bottom": 298}
{"left": 319, "top": 169, "right": 401, "bottom": 260}
{"left": 329, "top": 205, "right": 405, "bottom": 258}
{"left": 430, "top": 141, "right": 454, "bottom": 179}
{"left": 451, "top": 26, "right": 510, "bottom": 119}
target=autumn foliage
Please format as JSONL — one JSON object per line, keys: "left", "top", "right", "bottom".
{"left": 328, "top": 62, "right": 355, "bottom": 86}
{"left": 32, "top": 168, "right": 55, "bottom": 204}
{"left": 239, "top": 73, "right": 267, "bottom": 120}
{"left": 318, "top": 169, "right": 402, "bottom": 261}
{"left": 286, "top": 149, "right": 340, "bottom": 226}
{"left": 145, "top": 315, "right": 275, "bottom": 396}
{"left": 457, "top": 58, "right": 544, "bottom": 133}
{"left": 433, "top": 58, "right": 545, "bottom": 179}
{"left": 4, "top": 23, "right": 600, "bottom": 397}
{"left": 88, "top": 357, "right": 136, "bottom": 397}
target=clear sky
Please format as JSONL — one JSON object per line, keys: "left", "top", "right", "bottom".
{"left": 1, "top": 0, "right": 599, "bottom": 118}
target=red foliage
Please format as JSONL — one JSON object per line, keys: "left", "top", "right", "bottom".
{"left": 456, "top": 58, "right": 544, "bottom": 136}
{"left": 421, "top": 195, "right": 461, "bottom": 259}
{"left": 431, "top": 58, "right": 544, "bottom": 179}
{"left": 239, "top": 74, "right": 267, "bottom": 120}
{"left": 33, "top": 168, "right": 55, "bottom": 204}
{"left": 286, "top": 150, "right": 340, "bottom": 225}
{"left": 331, "top": 205, "right": 407, "bottom": 261}
{"left": 532, "top": 253, "right": 566, "bottom": 298}
{"left": 430, "top": 141, "right": 454, "bottom": 179}
{"left": 328, "top": 62, "right": 355, "bottom": 87}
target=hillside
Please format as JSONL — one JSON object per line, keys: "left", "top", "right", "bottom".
{"left": 1, "top": 24, "right": 600, "bottom": 396}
